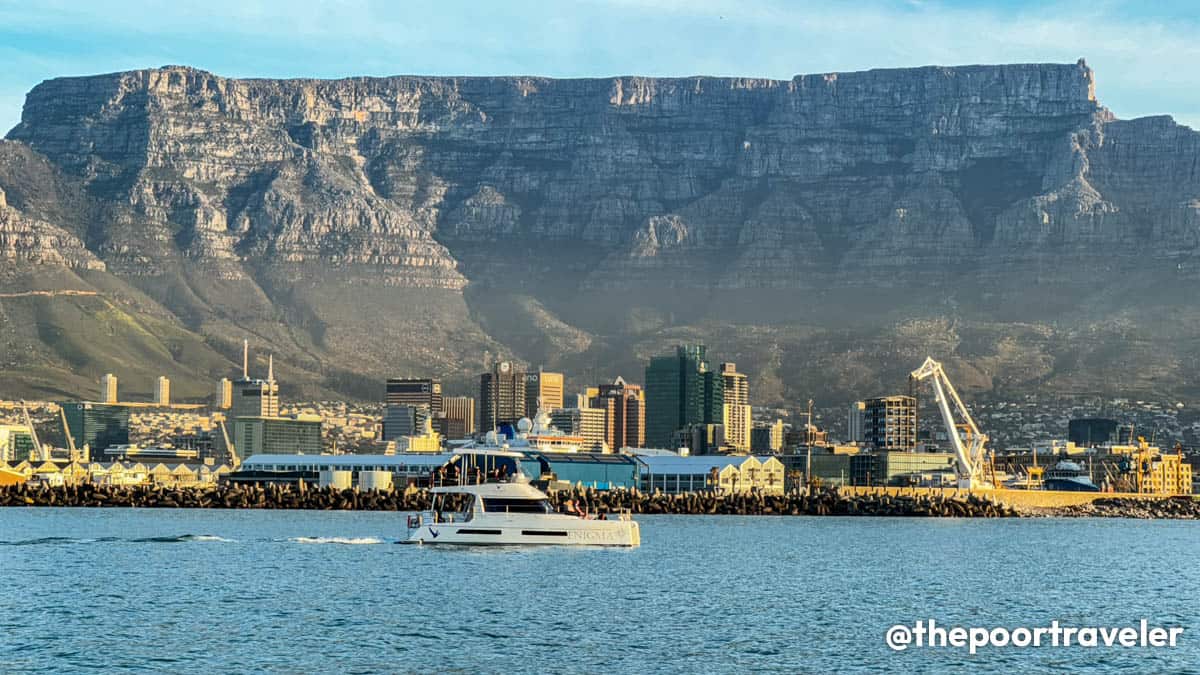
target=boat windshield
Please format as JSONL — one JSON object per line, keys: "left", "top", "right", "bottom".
{"left": 480, "top": 497, "right": 553, "bottom": 514}
{"left": 431, "top": 493, "right": 475, "bottom": 523}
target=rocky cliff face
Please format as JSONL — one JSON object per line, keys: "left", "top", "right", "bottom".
{"left": 2, "top": 62, "right": 1199, "bottom": 403}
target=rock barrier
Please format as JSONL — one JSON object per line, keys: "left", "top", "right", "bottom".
{"left": 1044, "top": 496, "right": 1200, "bottom": 519}
{"left": 0, "top": 482, "right": 1028, "bottom": 517}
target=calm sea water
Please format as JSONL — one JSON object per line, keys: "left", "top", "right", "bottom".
{"left": 1, "top": 508, "right": 1196, "bottom": 673}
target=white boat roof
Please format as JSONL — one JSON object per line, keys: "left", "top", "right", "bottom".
{"left": 448, "top": 448, "right": 525, "bottom": 458}
{"left": 429, "top": 480, "right": 549, "bottom": 499}
{"left": 242, "top": 453, "right": 454, "bottom": 467}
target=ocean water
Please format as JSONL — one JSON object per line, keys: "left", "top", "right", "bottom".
{"left": 1, "top": 508, "right": 1196, "bottom": 673}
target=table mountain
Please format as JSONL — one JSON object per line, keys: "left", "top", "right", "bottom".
{"left": 2, "top": 60, "right": 1198, "bottom": 405}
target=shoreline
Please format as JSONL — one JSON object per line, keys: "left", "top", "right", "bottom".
{"left": 3, "top": 483, "right": 1197, "bottom": 518}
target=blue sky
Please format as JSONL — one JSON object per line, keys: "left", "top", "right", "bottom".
{"left": 2, "top": 0, "right": 1198, "bottom": 134}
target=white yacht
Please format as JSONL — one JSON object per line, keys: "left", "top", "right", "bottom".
{"left": 403, "top": 449, "right": 640, "bottom": 547}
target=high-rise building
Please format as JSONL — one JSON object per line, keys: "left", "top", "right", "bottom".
{"left": 719, "top": 363, "right": 751, "bottom": 452}
{"left": 847, "top": 401, "right": 866, "bottom": 443}
{"left": 234, "top": 416, "right": 322, "bottom": 457}
{"left": 1068, "top": 418, "right": 1119, "bottom": 446}
{"left": 479, "top": 361, "right": 526, "bottom": 430}
{"left": 382, "top": 405, "right": 433, "bottom": 442}
{"left": 100, "top": 373, "right": 118, "bottom": 404}
{"left": 385, "top": 378, "right": 443, "bottom": 412}
{"left": 384, "top": 378, "right": 442, "bottom": 440}
{"left": 0, "top": 425, "right": 36, "bottom": 462}
{"left": 590, "top": 377, "right": 645, "bottom": 450}
{"left": 645, "top": 344, "right": 723, "bottom": 448}
{"left": 751, "top": 419, "right": 785, "bottom": 454}
{"left": 440, "top": 396, "right": 476, "bottom": 438}
{"left": 232, "top": 377, "right": 280, "bottom": 419}
{"left": 216, "top": 378, "right": 233, "bottom": 409}
{"left": 154, "top": 376, "right": 171, "bottom": 406}
{"left": 863, "top": 396, "right": 917, "bottom": 451}
{"left": 232, "top": 347, "right": 279, "bottom": 419}
{"left": 524, "top": 370, "right": 564, "bottom": 417}
{"left": 62, "top": 402, "right": 130, "bottom": 454}
{"left": 549, "top": 407, "right": 608, "bottom": 452}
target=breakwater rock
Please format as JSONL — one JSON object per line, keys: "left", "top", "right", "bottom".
{"left": 1045, "top": 496, "right": 1200, "bottom": 520}
{"left": 0, "top": 482, "right": 1024, "bottom": 517}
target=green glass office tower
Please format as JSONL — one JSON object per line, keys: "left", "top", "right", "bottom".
{"left": 62, "top": 402, "right": 130, "bottom": 454}
{"left": 645, "top": 344, "right": 724, "bottom": 448}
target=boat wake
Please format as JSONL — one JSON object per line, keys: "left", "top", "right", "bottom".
{"left": 130, "top": 534, "right": 237, "bottom": 543}
{"left": 287, "top": 536, "right": 385, "bottom": 545}
{"left": 0, "top": 534, "right": 236, "bottom": 545}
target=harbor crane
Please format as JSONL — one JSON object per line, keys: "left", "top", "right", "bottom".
{"left": 20, "top": 401, "right": 46, "bottom": 462}
{"left": 217, "top": 415, "right": 240, "bottom": 469}
{"left": 59, "top": 405, "right": 79, "bottom": 460}
{"left": 909, "top": 357, "right": 992, "bottom": 489}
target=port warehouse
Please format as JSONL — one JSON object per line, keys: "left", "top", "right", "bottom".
{"left": 233, "top": 452, "right": 790, "bottom": 494}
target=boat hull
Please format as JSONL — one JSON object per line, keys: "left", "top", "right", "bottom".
{"left": 404, "top": 518, "right": 640, "bottom": 547}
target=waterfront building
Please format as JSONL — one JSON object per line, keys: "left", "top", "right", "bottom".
{"left": 645, "top": 344, "right": 724, "bottom": 448}
{"left": 524, "top": 370, "right": 564, "bottom": 417}
{"left": 154, "top": 376, "right": 171, "bottom": 406}
{"left": 0, "top": 425, "right": 35, "bottom": 462}
{"left": 386, "top": 377, "right": 443, "bottom": 413}
{"left": 637, "top": 454, "right": 785, "bottom": 495}
{"left": 590, "top": 377, "right": 646, "bottom": 450}
{"left": 479, "top": 361, "right": 526, "bottom": 430}
{"left": 233, "top": 416, "right": 322, "bottom": 457}
{"left": 234, "top": 453, "right": 455, "bottom": 487}
{"left": 216, "top": 378, "right": 232, "bottom": 409}
{"left": 750, "top": 419, "right": 785, "bottom": 454}
{"left": 849, "top": 451, "right": 957, "bottom": 486}
{"left": 550, "top": 407, "right": 608, "bottom": 452}
{"left": 100, "top": 373, "right": 118, "bottom": 404}
{"left": 863, "top": 396, "right": 917, "bottom": 452}
{"left": 63, "top": 402, "right": 130, "bottom": 454}
{"left": 719, "top": 363, "right": 750, "bottom": 452}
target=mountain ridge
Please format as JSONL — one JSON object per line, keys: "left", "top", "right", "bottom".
{"left": 2, "top": 61, "right": 1198, "bottom": 405}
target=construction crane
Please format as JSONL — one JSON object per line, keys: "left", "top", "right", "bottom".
{"left": 59, "top": 406, "right": 79, "bottom": 460}
{"left": 217, "top": 415, "right": 240, "bottom": 469}
{"left": 20, "top": 401, "right": 46, "bottom": 462}
{"left": 909, "top": 357, "right": 991, "bottom": 489}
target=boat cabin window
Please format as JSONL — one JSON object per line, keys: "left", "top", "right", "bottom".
{"left": 447, "top": 453, "right": 522, "bottom": 484}
{"left": 481, "top": 497, "right": 552, "bottom": 514}
{"left": 431, "top": 493, "right": 475, "bottom": 522}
